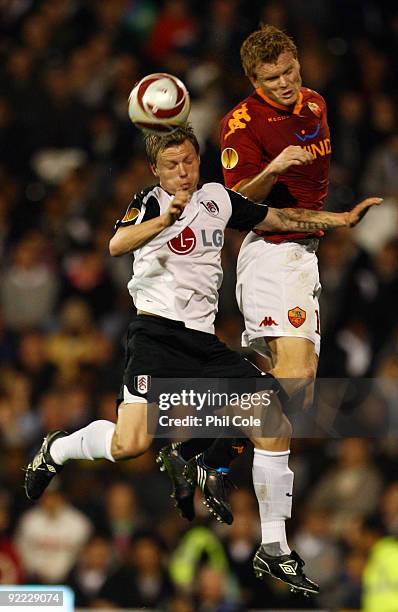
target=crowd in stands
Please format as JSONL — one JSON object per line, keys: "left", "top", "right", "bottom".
{"left": 1, "top": 0, "right": 398, "bottom": 609}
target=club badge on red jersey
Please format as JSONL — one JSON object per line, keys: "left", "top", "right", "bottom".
{"left": 288, "top": 307, "right": 306, "bottom": 328}
{"left": 307, "top": 102, "right": 322, "bottom": 118}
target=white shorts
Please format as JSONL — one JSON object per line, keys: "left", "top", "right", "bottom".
{"left": 236, "top": 232, "right": 321, "bottom": 356}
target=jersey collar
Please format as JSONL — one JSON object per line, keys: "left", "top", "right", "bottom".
{"left": 255, "top": 87, "right": 303, "bottom": 115}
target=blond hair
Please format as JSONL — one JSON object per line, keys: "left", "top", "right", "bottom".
{"left": 144, "top": 125, "right": 199, "bottom": 166}
{"left": 240, "top": 24, "right": 297, "bottom": 80}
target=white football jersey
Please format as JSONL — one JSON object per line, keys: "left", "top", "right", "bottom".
{"left": 114, "top": 182, "right": 267, "bottom": 333}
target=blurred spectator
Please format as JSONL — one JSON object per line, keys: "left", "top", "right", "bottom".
{"left": 292, "top": 508, "right": 341, "bottom": 607}
{"left": 95, "top": 532, "right": 175, "bottom": 609}
{"left": 65, "top": 534, "right": 113, "bottom": 608}
{"left": 362, "top": 536, "right": 398, "bottom": 612}
{"left": 222, "top": 508, "right": 265, "bottom": 609}
{"left": 0, "top": 307, "right": 16, "bottom": 366}
{"left": 36, "top": 389, "right": 70, "bottom": 437}
{"left": 15, "top": 487, "right": 92, "bottom": 583}
{"left": 379, "top": 482, "right": 398, "bottom": 536}
{"left": 317, "top": 229, "right": 374, "bottom": 376}
{"left": 368, "top": 94, "right": 397, "bottom": 150}
{"left": 45, "top": 297, "right": 112, "bottom": 384}
{"left": 0, "top": 234, "right": 59, "bottom": 331}
{"left": 100, "top": 481, "right": 145, "bottom": 560}
{"left": 16, "top": 330, "right": 57, "bottom": 404}
{"left": 0, "top": 370, "right": 38, "bottom": 448}
{"left": 61, "top": 246, "right": 116, "bottom": 320}
{"left": 309, "top": 439, "right": 383, "bottom": 537}
{"left": 331, "top": 90, "right": 368, "bottom": 197}
{"left": 193, "top": 564, "right": 243, "bottom": 612}
{"left": 145, "top": 0, "right": 198, "bottom": 63}
{"left": 366, "top": 126, "right": 398, "bottom": 191}
{"left": 334, "top": 549, "right": 367, "bottom": 609}
{"left": 170, "top": 525, "right": 228, "bottom": 591}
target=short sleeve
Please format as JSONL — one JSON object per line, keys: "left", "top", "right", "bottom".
{"left": 220, "top": 106, "right": 264, "bottom": 190}
{"left": 114, "top": 189, "right": 160, "bottom": 230}
{"left": 226, "top": 188, "right": 268, "bottom": 231}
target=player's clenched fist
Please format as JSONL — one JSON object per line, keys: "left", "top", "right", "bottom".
{"left": 164, "top": 189, "right": 190, "bottom": 226}
{"left": 267, "top": 145, "right": 314, "bottom": 176}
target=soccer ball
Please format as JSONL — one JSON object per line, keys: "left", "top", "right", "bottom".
{"left": 128, "top": 73, "right": 190, "bottom": 135}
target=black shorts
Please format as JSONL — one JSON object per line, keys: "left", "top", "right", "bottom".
{"left": 117, "top": 315, "right": 261, "bottom": 405}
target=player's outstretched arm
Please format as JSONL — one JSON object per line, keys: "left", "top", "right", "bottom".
{"left": 109, "top": 189, "right": 190, "bottom": 256}
{"left": 256, "top": 197, "right": 383, "bottom": 233}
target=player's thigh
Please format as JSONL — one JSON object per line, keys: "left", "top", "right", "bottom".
{"left": 268, "top": 335, "right": 318, "bottom": 400}
{"left": 112, "top": 402, "right": 155, "bottom": 459}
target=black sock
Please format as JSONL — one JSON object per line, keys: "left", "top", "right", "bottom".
{"left": 203, "top": 438, "right": 248, "bottom": 469}
{"left": 179, "top": 438, "right": 215, "bottom": 461}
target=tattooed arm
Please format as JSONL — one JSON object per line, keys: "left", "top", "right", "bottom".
{"left": 256, "top": 197, "right": 383, "bottom": 233}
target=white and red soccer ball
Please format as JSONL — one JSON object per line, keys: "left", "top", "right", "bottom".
{"left": 128, "top": 73, "right": 190, "bottom": 134}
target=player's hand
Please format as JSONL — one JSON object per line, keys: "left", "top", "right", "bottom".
{"left": 163, "top": 189, "right": 190, "bottom": 227}
{"left": 347, "top": 197, "right": 383, "bottom": 227}
{"left": 267, "top": 145, "right": 314, "bottom": 176}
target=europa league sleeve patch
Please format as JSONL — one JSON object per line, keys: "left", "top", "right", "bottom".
{"left": 221, "top": 147, "right": 239, "bottom": 170}
{"left": 114, "top": 205, "right": 140, "bottom": 229}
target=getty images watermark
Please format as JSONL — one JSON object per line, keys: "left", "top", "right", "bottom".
{"left": 142, "top": 377, "right": 398, "bottom": 438}
{"left": 157, "top": 389, "right": 273, "bottom": 429}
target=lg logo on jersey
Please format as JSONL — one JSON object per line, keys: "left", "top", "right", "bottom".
{"left": 168, "top": 227, "right": 196, "bottom": 254}
{"left": 167, "top": 227, "right": 223, "bottom": 255}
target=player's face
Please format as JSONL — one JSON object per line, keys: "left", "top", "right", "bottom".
{"left": 252, "top": 51, "right": 302, "bottom": 107}
{"left": 154, "top": 140, "right": 200, "bottom": 195}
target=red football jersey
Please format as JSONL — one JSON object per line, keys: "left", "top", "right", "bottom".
{"left": 220, "top": 87, "right": 331, "bottom": 242}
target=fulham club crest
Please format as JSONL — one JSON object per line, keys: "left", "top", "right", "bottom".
{"left": 134, "top": 375, "right": 151, "bottom": 394}
{"left": 201, "top": 200, "right": 219, "bottom": 216}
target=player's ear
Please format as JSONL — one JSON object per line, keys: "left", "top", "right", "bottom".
{"left": 249, "top": 75, "right": 259, "bottom": 89}
{"left": 150, "top": 163, "right": 158, "bottom": 177}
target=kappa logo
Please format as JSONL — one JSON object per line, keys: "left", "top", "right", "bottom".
{"left": 259, "top": 316, "right": 278, "bottom": 327}
{"left": 288, "top": 306, "right": 306, "bottom": 328}
{"left": 201, "top": 200, "right": 220, "bottom": 216}
{"left": 231, "top": 444, "right": 245, "bottom": 455}
{"left": 134, "top": 375, "right": 151, "bottom": 394}
{"left": 224, "top": 103, "right": 251, "bottom": 139}
{"left": 167, "top": 226, "right": 196, "bottom": 255}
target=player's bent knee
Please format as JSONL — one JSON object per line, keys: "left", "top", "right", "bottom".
{"left": 272, "top": 363, "right": 316, "bottom": 395}
{"left": 111, "top": 431, "right": 151, "bottom": 460}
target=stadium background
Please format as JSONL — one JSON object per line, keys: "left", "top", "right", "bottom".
{"left": 0, "top": 0, "right": 398, "bottom": 610}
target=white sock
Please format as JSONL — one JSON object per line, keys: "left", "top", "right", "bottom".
{"left": 50, "top": 420, "right": 116, "bottom": 464}
{"left": 252, "top": 448, "right": 293, "bottom": 555}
